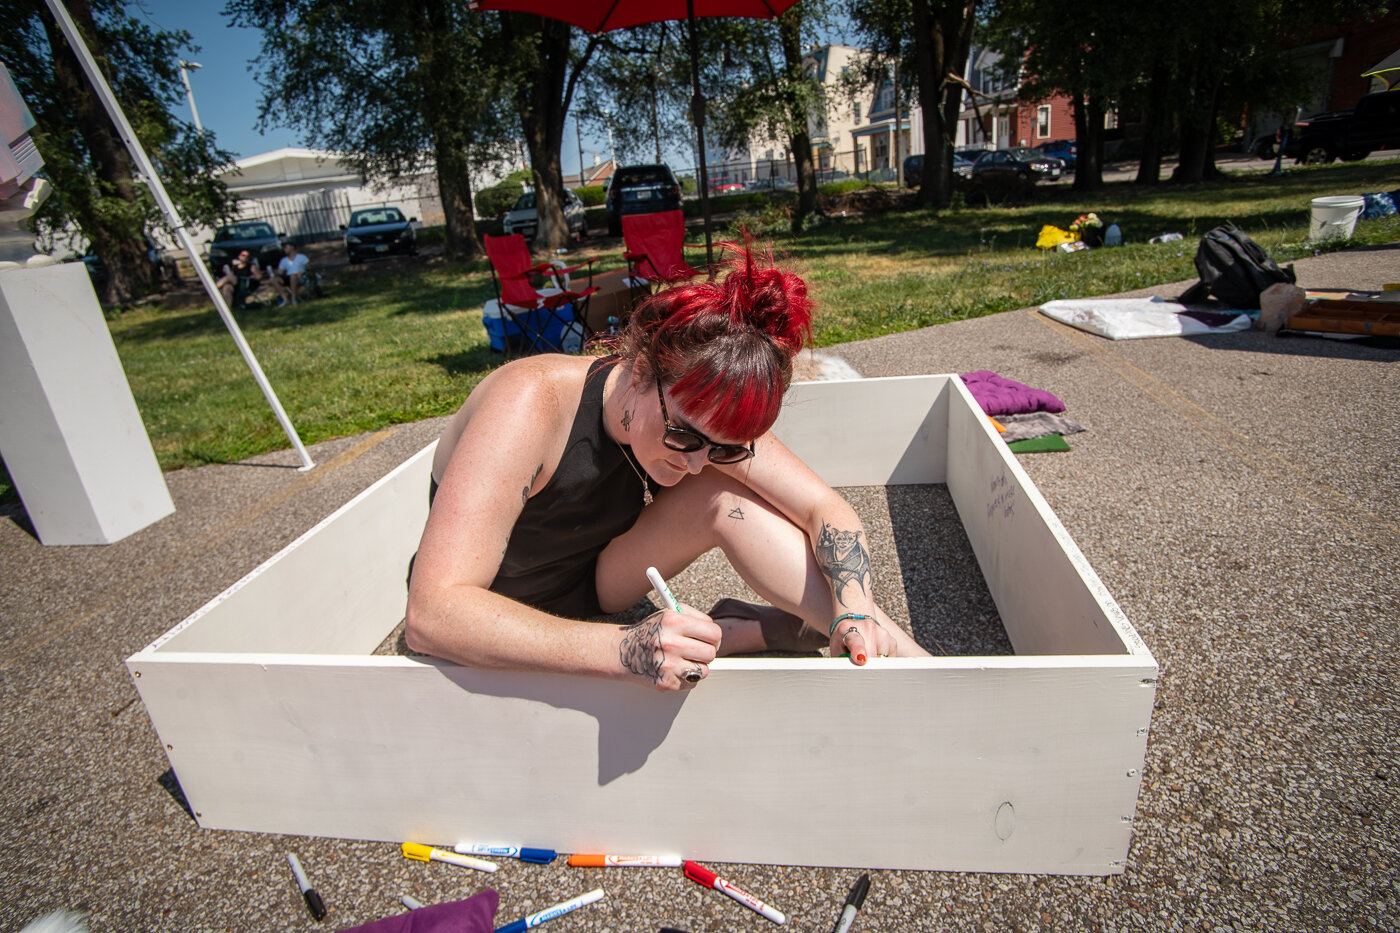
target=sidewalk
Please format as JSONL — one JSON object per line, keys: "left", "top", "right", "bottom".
{"left": 1, "top": 243, "right": 1396, "bottom": 931}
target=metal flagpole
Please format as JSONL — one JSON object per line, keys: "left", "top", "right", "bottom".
{"left": 43, "top": 0, "right": 316, "bottom": 471}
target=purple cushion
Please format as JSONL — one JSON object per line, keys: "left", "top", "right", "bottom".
{"left": 337, "top": 890, "right": 498, "bottom": 933}
{"left": 960, "top": 371, "right": 1066, "bottom": 416}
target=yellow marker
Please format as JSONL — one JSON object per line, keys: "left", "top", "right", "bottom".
{"left": 401, "top": 842, "right": 498, "bottom": 873}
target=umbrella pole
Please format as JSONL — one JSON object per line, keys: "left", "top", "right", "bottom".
{"left": 685, "top": 0, "right": 714, "bottom": 266}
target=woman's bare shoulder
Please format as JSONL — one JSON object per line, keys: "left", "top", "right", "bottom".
{"left": 468, "top": 354, "right": 595, "bottom": 416}
{"left": 434, "top": 355, "right": 599, "bottom": 479}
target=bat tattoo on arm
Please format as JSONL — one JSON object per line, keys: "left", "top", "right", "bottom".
{"left": 618, "top": 615, "right": 665, "bottom": 683}
{"left": 816, "top": 522, "right": 873, "bottom": 607}
{"left": 521, "top": 464, "right": 542, "bottom": 506}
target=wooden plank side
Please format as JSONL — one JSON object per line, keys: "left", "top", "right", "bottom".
{"left": 128, "top": 653, "right": 1154, "bottom": 875}
{"left": 944, "top": 379, "right": 1152, "bottom": 660}
{"left": 151, "top": 444, "right": 436, "bottom": 656}
{"left": 774, "top": 376, "right": 950, "bottom": 487}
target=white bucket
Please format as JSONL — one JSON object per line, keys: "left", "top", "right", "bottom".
{"left": 1308, "top": 195, "right": 1364, "bottom": 242}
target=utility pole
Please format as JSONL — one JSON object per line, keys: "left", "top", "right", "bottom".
{"left": 178, "top": 60, "right": 203, "bottom": 134}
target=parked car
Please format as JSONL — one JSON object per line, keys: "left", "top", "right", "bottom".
{"left": 502, "top": 189, "right": 588, "bottom": 242}
{"left": 711, "top": 180, "right": 744, "bottom": 194}
{"left": 955, "top": 146, "right": 990, "bottom": 163}
{"left": 1034, "top": 139, "right": 1077, "bottom": 169}
{"left": 814, "top": 168, "right": 851, "bottom": 184}
{"left": 342, "top": 207, "right": 418, "bottom": 263}
{"left": 605, "top": 164, "right": 683, "bottom": 236}
{"left": 903, "top": 153, "right": 974, "bottom": 188}
{"left": 970, "top": 147, "right": 1063, "bottom": 199}
{"left": 745, "top": 176, "right": 796, "bottom": 192}
{"left": 1286, "top": 90, "right": 1400, "bottom": 163}
{"left": 207, "top": 220, "right": 283, "bottom": 274}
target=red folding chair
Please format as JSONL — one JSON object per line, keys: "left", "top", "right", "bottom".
{"left": 622, "top": 211, "right": 704, "bottom": 306}
{"left": 483, "top": 234, "right": 599, "bottom": 354}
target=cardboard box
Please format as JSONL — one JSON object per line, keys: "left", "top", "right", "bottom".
{"left": 126, "top": 375, "right": 1156, "bottom": 874}
{"left": 580, "top": 268, "right": 642, "bottom": 334}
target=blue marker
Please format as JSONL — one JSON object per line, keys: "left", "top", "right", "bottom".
{"left": 454, "top": 843, "right": 557, "bottom": 864}
{"left": 494, "top": 888, "right": 605, "bottom": 933}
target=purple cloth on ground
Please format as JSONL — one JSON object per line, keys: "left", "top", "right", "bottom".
{"left": 337, "top": 890, "right": 498, "bottom": 933}
{"left": 959, "top": 371, "right": 1066, "bottom": 416}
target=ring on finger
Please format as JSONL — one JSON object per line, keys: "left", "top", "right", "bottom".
{"left": 842, "top": 626, "right": 861, "bottom": 641}
{"left": 683, "top": 666, "right": 704, "bottom": 684}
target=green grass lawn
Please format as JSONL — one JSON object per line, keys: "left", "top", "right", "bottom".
{"left": 2, "top": 159, "right": 1397, "bottom": 502}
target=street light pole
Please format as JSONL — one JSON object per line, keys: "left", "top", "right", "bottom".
{"left": 178, "top": 60, "right": 203, "bottom": 134}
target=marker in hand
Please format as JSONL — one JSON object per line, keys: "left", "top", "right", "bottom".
{"left": 646, "top": 567, "right": 703, "bottom": 684}
{"left": 647, "top": 566, "right": 681, "bottom": 613}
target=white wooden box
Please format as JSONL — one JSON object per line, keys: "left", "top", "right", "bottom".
{"left": 126, "top": 375, "right": 1155, "bottom": 875}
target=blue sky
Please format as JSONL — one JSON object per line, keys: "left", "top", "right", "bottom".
{"left": 133, "top": 1, "right": 608, "bottom": 175}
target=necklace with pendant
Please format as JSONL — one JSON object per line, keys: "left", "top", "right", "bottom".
{"left": 609, "top": 381, "right": 651, "bottom": 508}
{"left": 615, "top": 440, "right": 653, "bottom": 508}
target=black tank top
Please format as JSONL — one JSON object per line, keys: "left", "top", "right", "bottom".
{"left": 489, "top": 356, "right": 651, "bottom": 617}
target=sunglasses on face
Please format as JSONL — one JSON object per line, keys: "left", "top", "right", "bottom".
{"left": 656, "top": 382, "right": 755, "bottom": 464}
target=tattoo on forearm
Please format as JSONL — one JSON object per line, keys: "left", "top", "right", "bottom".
{"left": 521, "top": 464, "right": 542, "bottom": 506}
{"left": 728, "top": 505, "right": 745, "bottom": 520}
{"left": 816, "top": 522, "right": 873, "bottom": 607}
{"left": 619, "top": 616, "right": 665, "bottom": 683}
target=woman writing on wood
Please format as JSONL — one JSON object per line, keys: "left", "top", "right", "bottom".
{"left": 406, "top": 242, "right": 929, "bottom": 690}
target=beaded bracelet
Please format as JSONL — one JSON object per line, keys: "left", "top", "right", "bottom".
{"left": 829, "top": 612, "right": 874, "bottom": 636}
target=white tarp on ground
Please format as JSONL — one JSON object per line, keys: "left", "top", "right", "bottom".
{"left": 1039, "top": 297, "right": 1253, "bottom": 340}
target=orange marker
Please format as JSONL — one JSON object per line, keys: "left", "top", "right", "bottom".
{"left": 568, "top": 854, "right": 682, "bottom": 867}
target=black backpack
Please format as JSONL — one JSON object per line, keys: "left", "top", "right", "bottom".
{"left": 1178, "top": 223, "right": 1296, "bottom": 309}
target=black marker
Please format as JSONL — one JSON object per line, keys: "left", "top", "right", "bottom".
{"left": 287, "top": 852, "right": 327, "bottom": 921}
{"left": 830, "top": 872, "right": 869, "bottom": 933}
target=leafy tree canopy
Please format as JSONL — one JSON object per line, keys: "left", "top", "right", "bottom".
{"left": 4, "top": 0, "right": 234, "bottom": 302}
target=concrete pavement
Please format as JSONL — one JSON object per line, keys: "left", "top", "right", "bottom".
{"left": 0, "top": 240, "right": 1396, "bottom": 931}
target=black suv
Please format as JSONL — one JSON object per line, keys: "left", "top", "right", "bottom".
{"left": 208, "top": 221, "right": 283, "bottom": 274}
{"left": 605, "top": 164, "right": 683, "bottom": 237}
{"left": 1288, "top": 90, "right": 1400, "bottom": 163}
{"left": 342, "top": 207, "right": 418, "bottom": 263}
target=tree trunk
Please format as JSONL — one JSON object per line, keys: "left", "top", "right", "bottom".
{"left": 911, "top": 2, "right": 946, "bottom": 208}
{"left": 433, "top": 138, "right": 480, "bottom": 260}
{"left": 1134, "top": 59, "right": 1169, "bottom": 185}
{"left": 507, "top": 16, "right": 573, "bottom": 255}
{"left": 1071, "top": 92, "right": 1104, "bottom": 191}
{"left": 913, "top": 0, "right": 976, "bottom": 209}
{"left": 44, "top": 0, "right": 154, "bottom": 306}
{"left": 412, "top": 1, "right": 480, "bottom": 260}
{"left": 1172, "top": 60, "right": 1219, "bottom": 183}
{"left": 1173, "top": 118, "right": 1210, "bottom": 182}
{"left": 777, "top": 8, "right": 818, "bottom": 227}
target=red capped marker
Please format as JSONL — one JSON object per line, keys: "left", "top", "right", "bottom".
{"left": 683, "top": 860, "right": 785, "bottom": 925}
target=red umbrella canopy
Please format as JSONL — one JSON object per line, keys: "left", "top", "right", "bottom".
{"left": 465, "top": 0, "right": 799, "bottom": 33}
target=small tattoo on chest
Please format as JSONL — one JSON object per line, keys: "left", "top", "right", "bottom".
{"left": 621, "top": 409, "right": 633, "bottom": 432}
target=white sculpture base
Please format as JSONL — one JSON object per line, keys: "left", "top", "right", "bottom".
{"left": 0, "top": 262, "right": 173, "bottom": 544}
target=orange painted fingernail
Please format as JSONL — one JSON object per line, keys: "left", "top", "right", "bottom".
{"left": 856, "top": 652, "right": 867, "bottom": 664}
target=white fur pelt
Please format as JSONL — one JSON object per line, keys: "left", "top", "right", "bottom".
{"left": 792, "top": 350, "right": 862, "bottom": 382}
{"left": 19, "top": 912, "right": 88, "bottom": 933}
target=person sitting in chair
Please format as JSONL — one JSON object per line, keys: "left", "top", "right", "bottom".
{"left": 406, "top": 240, "right": 930, "bottom": 692}
{"left": 216, "top": 249, "right": 261, "bottom": 309}
{"left": 266, "top": 241, "right": 309, "bottom": 306}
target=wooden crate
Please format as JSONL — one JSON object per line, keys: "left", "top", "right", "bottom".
{"left": 126, "top": 375, "right": 1155, "bottom": 875}
{"left": 1287, "top": 297, "right": 1400, "bottom": 337}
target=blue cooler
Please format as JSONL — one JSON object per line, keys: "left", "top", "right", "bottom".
{"left": 483, "top": 301, "right": 574, "bottom": 353}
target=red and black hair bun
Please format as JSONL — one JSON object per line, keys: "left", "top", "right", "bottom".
{"left": 622, "top": 238, "right": 813, "bottom": 441}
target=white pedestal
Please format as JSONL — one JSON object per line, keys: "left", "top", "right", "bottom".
{"left": 0, "top": 263, "right": 173, "bottom": 544}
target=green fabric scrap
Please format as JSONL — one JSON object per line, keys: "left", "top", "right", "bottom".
{"left": 1007, "top": 433, "right": 1071, "bottom": 453}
